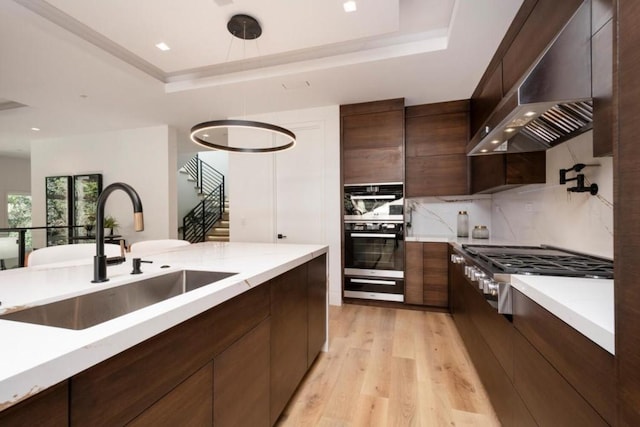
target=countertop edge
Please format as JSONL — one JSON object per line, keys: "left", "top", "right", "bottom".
{"left": 510, "top": 275, "right": 615, "bottom": 355}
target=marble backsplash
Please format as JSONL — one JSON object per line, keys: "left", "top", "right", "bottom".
{"left": 491, "top": 132, "right": 613, "bottom": 258}
{"left": 405, "top": 131, "right": 613, "bottom": 259}
{"left": 405, "top": 196, "right": 493, "bottom": 238}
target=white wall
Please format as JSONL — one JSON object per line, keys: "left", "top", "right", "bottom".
{"left": 30, "top": 125, "right": 178, "bottom": 248}
{"left": 491, "top": 131, "right": 613, "bottom": 258}
{"left": 229, "top": 105, "right": 342, "bottom": 305}
{"left": 0, "top": 156, "right": 31, "bottom": 228}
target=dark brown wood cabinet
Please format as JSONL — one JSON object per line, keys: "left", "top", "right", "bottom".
{"left": 470, "top": 0, "right": 583, "bottom": 139}
{"left": 70, "top": 283, "right": 270, "bottom": 426}
{"left": 513, "top": 330, "right": 608, "bottom": 427}
{"left": 129, "top": 363, "right": 213, "bottom": 427}
{"left": 405, "top": 101, "right": 469, "bottom": 197}
{"left": 501, "top": 0, "right": 584, "bottom": 94}
{"left": 270, "top": 264, "right": 309, "bottom": 425}
{"left": 0, "top": 381, "right": 69, "bottom": 427}
{"left": 405, "top": 242, "right": 449, "bottom": 308}
{"left": 214, "top": 319, "right": 270, "bottom": 427}
{"left": 470, "top": 151, "right": 546, "bottom": 194}
{"left": 512, "top": 290, "right": 615, "bottom": 425}
{"left": 448, "top": 250, "right": 535, "bottom": 426}
{"left": 617, "top": 0, "right": 640, "bottom": 423}
{"left": 451, "top": 247, "right": 616, "bottom": 426}
{"left": 307, "top": 254, "right": 327, "bottom": 368}
{"left": 592, "top": 14, "right": 614, "bottom": 157}
{"left": 341, "top": 98, "right": 404, "bottom": 184}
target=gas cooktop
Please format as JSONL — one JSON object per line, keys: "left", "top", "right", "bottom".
{"left": 461, "top": 244, "right": 614, "bottom": 279}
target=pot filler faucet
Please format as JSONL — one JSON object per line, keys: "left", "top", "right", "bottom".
{"left": 92, "top": 182, "right": 144, "bottom": 283}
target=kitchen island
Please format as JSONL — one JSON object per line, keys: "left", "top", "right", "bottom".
{"left": 0, "top": 242, "right": 328, "bottom": 426}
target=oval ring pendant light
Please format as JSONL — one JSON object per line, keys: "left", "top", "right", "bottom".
{"left": 189, "top": 14, "right": 297, "bottom": 153}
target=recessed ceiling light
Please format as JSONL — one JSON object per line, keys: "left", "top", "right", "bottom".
{"left": 31, "top": 127, "right": 40, "bottom": 131}
{"left": 481, "top": 149, "right": 488, "bottom": 153}
{"left": 505, "top": 128, "right": 515, "bottom": 133}
{"left": 343, "top": 1, "right": 357, "bottom": 12}
{"left": 524, "top": 111, "right": 536, "bottom": 117}
{"left": 491, "top": 139, "right": 500, "bottom": 144}
{"left": 202, "top": 134, "right": 209, "bottom": 138}
{"left": 155, "top": 42, "right": 171, "bottom": 51}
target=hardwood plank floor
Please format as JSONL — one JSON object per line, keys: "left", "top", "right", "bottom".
{"left": 276, "top": 304, "right": 499, "bottom": 426}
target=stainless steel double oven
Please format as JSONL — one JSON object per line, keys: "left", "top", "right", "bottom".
{"left": 343, "top": 183, "right": 404, "bottom": 302}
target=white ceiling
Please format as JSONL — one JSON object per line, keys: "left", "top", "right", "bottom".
{"left": 0, "top": 0, "right": 522, "bottom": 158}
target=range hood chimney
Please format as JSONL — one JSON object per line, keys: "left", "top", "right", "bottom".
{"left": 468, "top": 1, "right": 592, "bottom": 155}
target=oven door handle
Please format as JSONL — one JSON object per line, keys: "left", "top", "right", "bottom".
{"left": 350, "top": 278, "right": 397, "bottom": 286}
{"left": 350, "top": 233, "right": 397, "bottom": 238}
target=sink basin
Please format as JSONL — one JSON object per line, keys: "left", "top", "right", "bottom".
{"left": 0, "top": 270, "right": 237, "bottom": 330}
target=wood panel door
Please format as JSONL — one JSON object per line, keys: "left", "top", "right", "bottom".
{"left": 341, "top": 98, "right": 404, "bottom": 185}
{"left": 307, "top": 254, "right": 327, "bottom": 367}
{"left": 405, "top": 100, "right": 469, "bottom": 197}
{"left": 214, "top": 319, "right": 270, "bottom": 427}
{"left": 129, "top": 363, "right": 213, "bottom": 427}
{"left": 270, "top": 264, "right": 309, "bottom": 425}
{"left": 422, "top": 242, "right": 449, "bottom": 308}
{"left": 616, "top": 0, "right": 640, "bottom": 424}
{"left": 592, "top": 17, "right": 614, "bottom": 157}
{"left": 404, "top": 242, "right": 424, "bottom": 305}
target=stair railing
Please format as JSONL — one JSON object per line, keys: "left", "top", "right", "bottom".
{"left": 181, "top": 155, "right": 225, "bottom": 243}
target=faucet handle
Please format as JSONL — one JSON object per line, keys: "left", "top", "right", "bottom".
{"left": 131, "top": 258, "right": 153, "bottom": 275}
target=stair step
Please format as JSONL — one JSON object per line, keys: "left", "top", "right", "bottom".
{"left": 187, "top": 177, "right": 196, "bottom": 182}
{"left": 179, "top": 167, "right": 188, "bottom": 174}
{"left": 209, "top": 228, "right": 229, "bottom": 236}
{"left": 222, "top": 212, "right": 229, "bottom": 221}
{"left": 218, "top": 220, "right": 229, "bottom": 227}
{"left": 207, "top": 235, "right": 230, "bottom": 242}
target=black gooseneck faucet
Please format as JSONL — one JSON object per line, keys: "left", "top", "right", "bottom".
{"left": 92, "top": 182, "right": 144, "bottom": 283}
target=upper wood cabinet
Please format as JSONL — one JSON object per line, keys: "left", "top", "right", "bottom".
{"left": 341, "top": 98, "right": 404, "bottom": 184}
{"left": 471, "top": 152, "right": 546, "bottom": 194}
{"left": 501, "top": 0, "right": 584, "bottom": 94}
{"left": 405, "top": 100, "right": 470, "bottom": 197}
{"left": 470, "top": 0, "right": 584, "bottom": 138}
{"left": 591, "top": 1, "right": 614, "bottom": 157}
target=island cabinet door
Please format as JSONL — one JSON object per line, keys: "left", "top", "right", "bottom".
{"left": 214, "top": 318, "right": 271, "bottom": 427}
{"left": 0, "top": 381, "right": 68, "bottom": 427}
{"left": 128, "top": 362, "right": 213, "bottom": 427}
{"left": 270, "top": 263, "right": 309, "bottom": 426}
{"left": 69, "top": 283, "right": 270, "bottom": 427}
{"left": 307, "top": 253, "right": 327, "bottom": 367}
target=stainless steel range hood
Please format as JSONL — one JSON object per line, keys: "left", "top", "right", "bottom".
{"left": 468, "top": 1, "right": 592, "bottom": 155}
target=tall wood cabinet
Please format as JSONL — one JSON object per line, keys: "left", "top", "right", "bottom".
{"left": 616, "top": 0, "right": 640, "bottom": 424}
{"left": 341, "top": 98, "right": 404, "bottom": 184}
{"left": 405, "top": 100, "right": 470, "bottom": 197}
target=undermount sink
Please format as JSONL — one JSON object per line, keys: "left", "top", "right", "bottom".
{"left": 0, "top": 270, "right": 237, "bottom": 330}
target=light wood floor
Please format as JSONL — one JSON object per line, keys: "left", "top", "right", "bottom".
{"left": 276, "top": 304, "right": 500, "bottom": 426}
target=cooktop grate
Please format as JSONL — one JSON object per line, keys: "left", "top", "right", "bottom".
{"left": 461, "top": 244, "right": 613, "bottom": 279}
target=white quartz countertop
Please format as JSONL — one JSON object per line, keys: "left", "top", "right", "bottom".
{"left": 510, "top": 275, "right": 614, "bottom": 355}
{"left": 406, "top": 235, "right": 519, "bottom": 246}
{"left": 0, "top": 242, "right": 327, "bottom": 411}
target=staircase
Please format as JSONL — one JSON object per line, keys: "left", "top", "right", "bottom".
{"left": 180, "top": 155, "right": 228, "bottom": 243}
{"left": 206, "top": 198, "right": 229, "bottom": 242}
